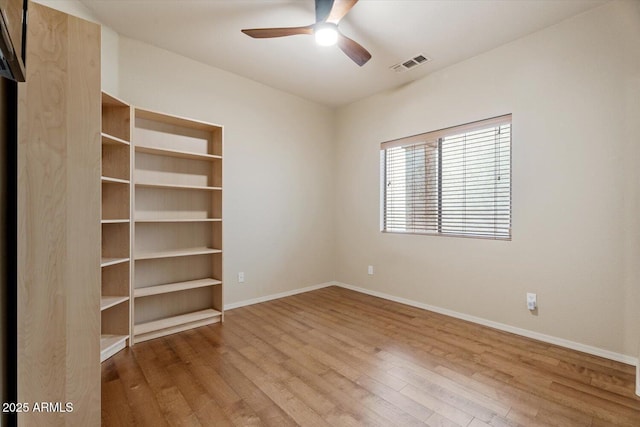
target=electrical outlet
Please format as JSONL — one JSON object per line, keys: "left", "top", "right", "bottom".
{"left": 238, "top": 272, "right": 245, "bottom": 283}
{"left": 368, "top": 265, "right": 374, "bottom": 275}
{"left": 527, "top": 292, "right": 537, "bottom": 310}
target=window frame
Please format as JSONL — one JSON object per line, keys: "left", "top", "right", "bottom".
{"left": 380, "top": 114, "right": 512, "bottom": 240}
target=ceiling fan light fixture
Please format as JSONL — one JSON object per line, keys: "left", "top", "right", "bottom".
{"left": 314, "top": 23, "right": 338, "bottom": 46}
{"left": 241, "top": 0, "right": 371, "bottom": 66}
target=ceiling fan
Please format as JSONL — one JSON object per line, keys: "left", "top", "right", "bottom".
{"left": 241, "top": 0, "right": 371, "bottom": 67}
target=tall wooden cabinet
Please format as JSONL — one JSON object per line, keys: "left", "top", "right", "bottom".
{"left": 132, "top": 108, "right": 223, "bottom": 343}
{"left": 18, "top": 3, "right": 101, "bottom": 425}
{"left": 100, "top": 93, "right": 132, "bottom": 361}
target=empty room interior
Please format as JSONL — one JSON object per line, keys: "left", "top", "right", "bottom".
{"left": 2, "top": 0, "right": 640, "bottom": 425}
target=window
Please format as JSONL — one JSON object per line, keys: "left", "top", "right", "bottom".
{"left": 381, "top": 115, "right": 511, "bottom": 240}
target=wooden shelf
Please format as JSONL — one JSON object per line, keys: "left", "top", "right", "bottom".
{"left": 101, "top": 257, "right": 130, "bottom": 267}
{"left": 134, "top": 308, "right": 221, "bottom": 342}
{"left": 135, "top": 247, "right": 221, "bottom": 261}
{"left": 101, "top": 91, "right": 131, "bottom": 363}
{"left": 101, "top": 296, "right": 129, "bottom": 311}
{"left": 136, "top": 107, "right": 222, "bottom": 131}
{"left": 102, "top": 176, "right": 130, "bottom": 185}
{"left": 135, "top": 278, "right": 221, "bottom": 298}
{"left": 135, "top": 182, "right": 221, "bottom": 191}
{"left": 135, "top": 218, "right": 221, "bottom": 223}
{"left": 132, "top": 106, "right": 223, "bottom": 343}
{"left": 100, "top": 334, "right": 128, "bottom": 362}
{"left": 102, "top": 92, "right": 129, "bottom": 108}
{"left": 102, "top": 219, "right": 130, "bottom": 224}
{"left": 136, "top": 145, "right": 221, "bottom": 161}
{"left": 102, "top": 132, "right": 130, "bottom": 146}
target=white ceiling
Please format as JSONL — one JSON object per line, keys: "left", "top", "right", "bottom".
{"left": 80, "top": 0, "right": 608, "bottom": 107}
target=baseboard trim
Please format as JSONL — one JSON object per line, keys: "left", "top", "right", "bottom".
{"left": 224, "top": 281, "right": 335, "bottom": 311}
{"left": 334, "top": 281, "right": 638, "bottom": 367}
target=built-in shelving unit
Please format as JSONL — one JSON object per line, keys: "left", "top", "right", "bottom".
{"left": 133, "top": 107, "right": 223, "bottom": 344}
{"left": 100, "top": 92, "right": 132, "bottom": 362}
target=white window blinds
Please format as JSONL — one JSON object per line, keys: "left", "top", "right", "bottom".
{"left": 381, "top": 115, "right": 511, "bottom": 240}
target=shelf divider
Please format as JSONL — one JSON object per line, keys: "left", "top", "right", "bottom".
{"left": 135, "top": 247, "right": 221, "bottom": 261}
{"left": 102, "top": 176, "right": 130, "bottom": 185}
{"left": 134, "top": 309, "right": 222, "bottom": 343}
{"left": 102, "top": 132, "right": 130, "bottom": 146}
{"left": 135, "top": 278, "right": 221, "bottom": 298}
{"left": 101, "top": 296, "right": 129, "bottom": 311}
{"left": 101, "top": 257, "right": 130, "bottom": 268}
{"left": 135, "top": 182, "right": 221, "bottom": 191}
{"left": 101, "top": 219, "right": 130, "bottom": 224}
{"left": 136, "top": 145, "right": 221, "bottom": 161}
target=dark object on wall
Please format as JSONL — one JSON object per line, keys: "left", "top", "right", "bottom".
{"left": 0, "top": 0, "right": 27, "bottom": 81}
{"left": 0, "top": 63, "right": 18, "bottom": 427}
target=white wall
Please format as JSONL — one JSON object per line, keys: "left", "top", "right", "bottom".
{"left": 118, "top": 37, "right": 336, "bottom": 305}
{"left": 34, "top": 0, "right": 119, "bottom": 94}
{"left": 334, "top": 0, "right": 640, "bottom": 357}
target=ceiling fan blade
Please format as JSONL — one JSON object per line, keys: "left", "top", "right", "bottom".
{"left": 241, "top": 26, "right": 314, "bottom": 39}
{"left": 326, "top": 0, "right": 359, "bottom": 24}
{"left": 337, "top": 33, "right": 371, "bottom": 66}
{"left": 315, "top": 0, "right": 334, "bottom": 23}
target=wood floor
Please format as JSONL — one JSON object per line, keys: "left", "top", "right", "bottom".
{"left": 101, "top": 286, "right": 640, "bottom": 426}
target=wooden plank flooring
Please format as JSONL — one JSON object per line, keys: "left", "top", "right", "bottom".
{"left": 102, "top": 286, "right": 640, "bottom": 426}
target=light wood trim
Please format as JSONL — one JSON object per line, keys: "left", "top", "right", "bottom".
{"left": 101, "top": 257, "right": 130, "bottom": 268}
{"left": 100, "top": 296, "right": 130, "bottom": 311}
{"left": 102, "top": 176, "right": 130, "bottom": 185}
{"left": 135, "top": 182, "right": 221, "bottom": 191}
{"left": 99, "top": 334, "right": 128, "bottom": 363}
{"left": 136, "top": 145, "right": 221, "bottom": 161}
{"left": 135, "top": 278, "right": 221, "bottom": 298}
{"left": 135, "top": 247, "right": 221, "bottom": 261}
{"left": 102, "top": 132, "right": 130, "bottom": 146}
{"left": 18, "top": 4, "right": 101, "bottom": 424}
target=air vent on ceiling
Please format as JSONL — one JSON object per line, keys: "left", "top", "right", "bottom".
{"left": 390, "top": 54, "right": 431, "bottom": 73}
